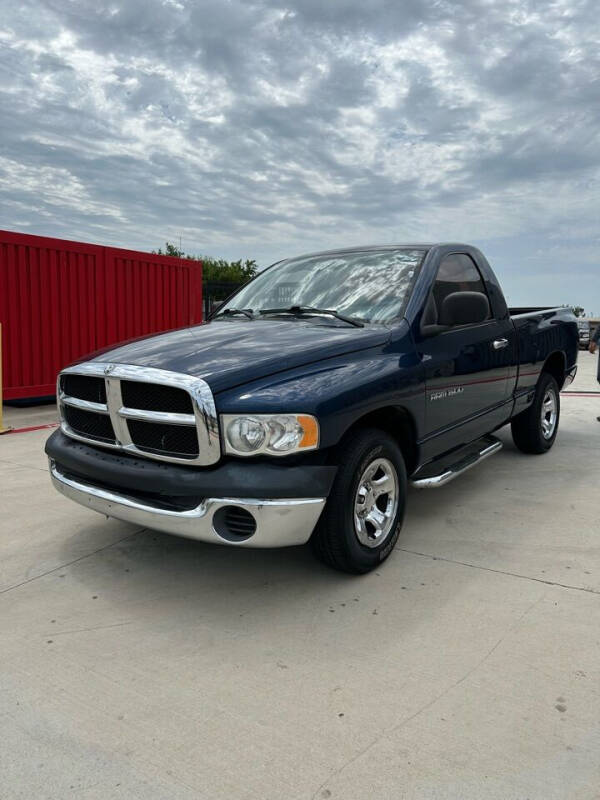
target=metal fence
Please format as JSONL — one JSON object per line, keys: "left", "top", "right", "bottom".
{"left": 203, "top": 280, "right": 244, "bottom": 319}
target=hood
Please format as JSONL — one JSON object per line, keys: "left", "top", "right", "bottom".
{"left": 89, "top": 319, "right": 391, "bottom": 393}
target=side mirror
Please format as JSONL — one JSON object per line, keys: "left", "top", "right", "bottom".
{"left": 438, "top": 291, "right": 490, "bottom": 326}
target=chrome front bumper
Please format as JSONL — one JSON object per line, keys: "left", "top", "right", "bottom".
{"left": 49, "top": 461, "right": 326, "bottom": 548}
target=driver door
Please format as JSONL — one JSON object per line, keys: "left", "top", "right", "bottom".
{"left": 417, "top": 253, "right": 514, "bottom": 456}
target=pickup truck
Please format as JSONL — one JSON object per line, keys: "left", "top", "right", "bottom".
{"left": 46, "top": 243, "right": 578, "bottom": 573}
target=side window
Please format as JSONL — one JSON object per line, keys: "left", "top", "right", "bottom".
{"left": 429, "top": 254, "right": 491, "bottom": 324}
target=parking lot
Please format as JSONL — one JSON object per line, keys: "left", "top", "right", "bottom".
{"left": 1, "top": 353, "right": 599, "bottom": 800}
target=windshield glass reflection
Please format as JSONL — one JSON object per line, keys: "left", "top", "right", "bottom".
{"left": 221, "top": 248, "right": 426, "bottom": 323}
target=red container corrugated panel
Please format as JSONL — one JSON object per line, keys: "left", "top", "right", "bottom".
{"left": 0, "top": 229, "right": 202, "bottom": 400}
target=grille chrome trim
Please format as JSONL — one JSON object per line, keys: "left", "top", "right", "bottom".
{"left": 106, "top": 376, "right": 131, "bottom": 446}
{"left": 118, "top": 407, "right": 196, "bottom": 425}
{"left": 58, "top": 363, "right": 220, "bottom": 466}
{"left": 60, "top": 394, "right": 110, "bottom": 415}
{"left": 61, "top": 424, "right": 122, "bottom": 450}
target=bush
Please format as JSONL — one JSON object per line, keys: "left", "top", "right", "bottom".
{"left": 153, "top": 242, "right": 258, "bottom": 283}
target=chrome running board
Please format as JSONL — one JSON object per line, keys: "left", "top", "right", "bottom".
{"left": 410, "top": 435, "right": 502, "bottom": 490}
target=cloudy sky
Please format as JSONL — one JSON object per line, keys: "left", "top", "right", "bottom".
{"left": 1, "top": 0, "right": 599, "bottom": 312}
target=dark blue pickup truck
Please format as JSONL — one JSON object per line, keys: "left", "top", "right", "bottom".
{"left": 46, "top": 243, "right": 578, "bottom": 573}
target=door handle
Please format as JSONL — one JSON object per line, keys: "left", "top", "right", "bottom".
{"left": 492, "top": 338, "right": 509, "bottom": 350}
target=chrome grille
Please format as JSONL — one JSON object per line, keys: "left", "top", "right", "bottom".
{"left": 58, "top": 363, "right": 220, "bottom": 466}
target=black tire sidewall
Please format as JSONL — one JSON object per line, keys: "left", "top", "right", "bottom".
{"left": 531, "top": 374, "right": 560, "bottom": 451}
{"left": 326, "top": 431, "right": 407, "bottom": 572}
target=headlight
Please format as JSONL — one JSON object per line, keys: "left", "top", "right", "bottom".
{"left": 221, "top": 414, "right": 319, "bottom": 456}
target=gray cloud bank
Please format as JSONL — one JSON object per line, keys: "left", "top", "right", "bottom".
{"left": 1, "top": 0, "right": 599, "bottom": 310}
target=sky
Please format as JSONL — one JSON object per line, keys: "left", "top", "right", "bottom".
{"left": 1, "top": 0, "right": 599, "bottom": 313}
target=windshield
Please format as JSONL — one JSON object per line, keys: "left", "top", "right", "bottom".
{"left": 219, "top": 248, "right": 426, "bottom": 324}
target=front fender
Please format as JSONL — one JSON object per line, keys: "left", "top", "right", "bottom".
{"left": 215, "top": 343, "right": 425, "bottom": 450}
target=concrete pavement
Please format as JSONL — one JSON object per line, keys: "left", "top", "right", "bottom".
{"left": 1, "top": 353, "right": 599, "bottom": 799}
{"left": 2, "top": 400, "right": 58, "bottom": 431}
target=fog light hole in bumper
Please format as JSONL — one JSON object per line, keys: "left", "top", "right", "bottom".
{"left": 212, "top": 505, "right": 258, "bottom": 542}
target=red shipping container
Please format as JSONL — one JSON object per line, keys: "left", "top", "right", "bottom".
{"left": 0, "top": 230, "right": 202, "bottom": 400}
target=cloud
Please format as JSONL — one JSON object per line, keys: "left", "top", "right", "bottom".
{"left": 1, "top": 0, "right": 599, "bottom": 311}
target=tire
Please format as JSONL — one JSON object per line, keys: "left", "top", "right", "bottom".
{"left": 511, "top": 372, "right": 560, "bottom": 454}
{"left": 311, "top": 428, "right": 407, "bottom": 574}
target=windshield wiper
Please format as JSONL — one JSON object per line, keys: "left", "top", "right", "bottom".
{"left": 259, "top": 305, "right": 364, "bottom": 328}
{"left": 214, "top": 308, "right": 254, "bottom": 320}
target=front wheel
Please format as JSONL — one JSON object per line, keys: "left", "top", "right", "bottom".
{"left": 511, "top": 373, "right": 560, "bottom": 454}
{"left": 311, "top": 428, "right": 407, "bottom": 574}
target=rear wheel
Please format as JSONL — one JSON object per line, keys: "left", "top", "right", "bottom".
{"left": 311, "top": 428, "right": 407, "bottom": 574}
{"left": 511, "top": 372, "right": 560, "bottom": 454}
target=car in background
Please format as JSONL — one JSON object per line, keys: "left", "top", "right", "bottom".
{"left": 577, "top": 319, "right": 590, "bottom": 350}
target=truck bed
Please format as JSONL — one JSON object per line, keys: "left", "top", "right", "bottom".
{"left": 509, "top": 306, "right": 566, "bottom": 317}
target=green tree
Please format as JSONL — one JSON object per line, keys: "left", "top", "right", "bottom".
{"left": 154, "top": 242, "right": 258, "bottom": 283}
{"left": 571, "top": 306, "right": 585, "bottom": 318}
